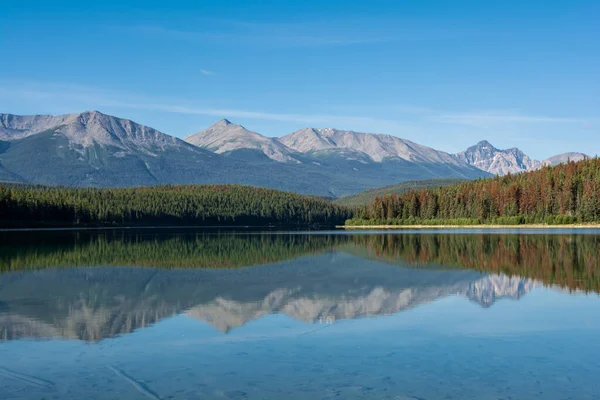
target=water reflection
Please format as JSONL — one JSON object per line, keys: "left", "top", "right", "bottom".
{"left": 0, "top": 259, "right": 536, "bottom": 341}
{"left": 1, "top": 230, "right": 593, "bottom": 341}
{"left": 1, "top": 230, "right": 600, "bottom": 400}
{"left": 1, "top": 230, "right": 598, "bottom": 291}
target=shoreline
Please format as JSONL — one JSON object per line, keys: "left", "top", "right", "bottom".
{"left": 0, "top": 225, "right": 338, "bottom": 233}
{"left": 340, "top": 224, "right": 600, "bottom": 229}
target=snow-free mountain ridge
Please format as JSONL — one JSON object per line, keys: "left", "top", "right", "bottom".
{"left": 543, "top": 152, "right": 588, "bottom": 167}
{"left": 454, "top": 140, "right": 541, "bottom": 176}
{"left": 184, "top": 119, "right": 300, "bottom": 163}
{"left": 0, "top": 111, "right": 489, "bottom": 195}
{"left": 279, "top": 127, "right": 467, "bottom": 165}
{"left": 0, "top": 111, "right": 589, "bottom": 193}
{"left": 0, "top": 110, "right": 186, "bottom": 153}
{"left": 455, "top": 140, "right": 590, "bottom": 176}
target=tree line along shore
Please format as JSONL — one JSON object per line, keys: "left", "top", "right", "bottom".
{"left": 0, "top": 158, "right": 599, "bottom": 228}
{"left": 346, "top": 158, "right": 600, "bottom": 227}
{"left": 0, "top": 184, "right": 351, "bottom": 228}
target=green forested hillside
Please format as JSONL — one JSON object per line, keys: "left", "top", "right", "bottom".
{"left": 334, "top": 178, "right": 465, "bottom": 207}
{"left": 0, "top": 184, "right": 351, "bottom": 228}
{"left": 349, "top": 158, "right": 600, "bottom": 225}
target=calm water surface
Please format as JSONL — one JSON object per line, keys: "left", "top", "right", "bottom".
{"left": 1, "top": 229, "right": 600, "bottom": 399}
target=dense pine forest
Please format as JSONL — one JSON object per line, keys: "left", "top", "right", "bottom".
{"left": 3, "top": 158, "right": 599, "bottom": 228}
{"left": 349, "top": 158, "right": 600, "bottom": 225}
{"left": 0, "top": 184, "right": 351, "bottom": 228}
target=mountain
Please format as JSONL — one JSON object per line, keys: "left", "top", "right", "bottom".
{"left": 0, "top": 110, "right": 225, "bottom": 187}
{"left": 334, "top": 178, "right": 465, "bottom": 207}
{"left": 0, "top": 111, "right": 591, "bottom": 194}
{"left": 0, "top": 141, "right": 23, "bottom": 183}
{"left": 544, "top": 152, "right": 589, "bottom": 166}
{"left": 185, "top": 122, "right": 488, "bottom": 182}
{"left": 454, "top": 140, "right": 542, "bottom": 176}
{"left": 455, "top": 141, "right": 592, "bottom": 176}
{"left": 184, "top": 119, "right": 300, "bottom": 163}
{"left": 0, "top": 113, "right": 78, "bottom": 140}
{"left": 0, "top": 111, "right": 362, "bottom": 194}
{"left": 276, "top": 127, "right": 489, "bottom": 184}
{"left": 0, "top": 111, "right": 489, "bottom": 196}
{"left": 280, "top": 127, "right": 474, "bottom": 166}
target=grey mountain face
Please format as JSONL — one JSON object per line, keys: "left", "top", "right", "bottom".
{"left": 184, "top": 119, "right": 301, "bottom": 163}
{"left": 455, "top": 140, "right": 591, "bottom": 176}
{"left": 0, "top": 111, "right": 231, "bottom": 187}
{"left": 185, "top": 122, "right": 474, "bottom": 166}
{"left": 454, "top": 140, "right": 542, "bottom": 176}
{"left": 0, "top": 113, "right": 75, "bottom": 140}
{"left": 0, "top": 252, "right": 538, "bottom": 341}
{"left": 0, "top": 111, "right": 190, "bottom": 153}
{"left": 0, "top": 111, "right": 489, "bottom": 195}
{"left": 279, "top": 127, "right": 470, "bottom": 165}
{"left": 185, "top": 121, "right": 487, "bottom": 176}
{"left": 543, "top": 152, "right": 589, "bottom": 166}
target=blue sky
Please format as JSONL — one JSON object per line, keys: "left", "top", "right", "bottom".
{"left": 1, "top": 0, "right": 598, "bottom": 159}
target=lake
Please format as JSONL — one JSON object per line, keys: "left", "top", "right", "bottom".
{"left": 1, "top": 229, "right": 600, "bottom": 399}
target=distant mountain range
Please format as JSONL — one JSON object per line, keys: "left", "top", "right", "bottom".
{"left": 454, "top": 140, "right": 589, "bottom": 176}
{"left": 0, "top": 111, "right": 488, "bottom": 196}
{"left": 0, "top": 111, "right": 590, "bottom": 194}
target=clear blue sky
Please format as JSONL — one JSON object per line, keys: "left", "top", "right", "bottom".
{"left": 1, "top": 0, "right": 598, "bottom": 159}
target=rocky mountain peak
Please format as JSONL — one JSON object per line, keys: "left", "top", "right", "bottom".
{"left": 476, "top": 140, "right": 495, "bottom": 148}
{"left": 80, "top": 109, "right": 104, "bottom": 117}
{"left": 455, "top": 141, "right": 541, "bottom": 176}
{"left": 214, "top": 118, "right": 232, "bottom": 126}
{"left": 184, "top": 119, "right": 300, "bottom": 163}
{"left": 1, "top": 111, "right": 187, "bottom": 155}
{"left": 280, "top": 127, "right": 476, "bottom": 167}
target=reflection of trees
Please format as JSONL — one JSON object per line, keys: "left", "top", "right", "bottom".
{"left": 1, "top": 231, "right": 599, "bottom": 293}
{"left": 350, "top": 234, "right": 600, "bottom": 293}
{"left": 0, "top": 231, "right": 346, "bottom": 271}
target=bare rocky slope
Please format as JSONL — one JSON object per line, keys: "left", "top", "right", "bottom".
{"left": 454, "top": 140, "right": 542, "bottom": 176}
{"left": 544, "top": 152, "right": 588, "bottom": 166}
{"left": 184, "top": 119, "right": 301, "bottom": 163}
{"left": 279, "top": 127, "right": 468, "bottom": 166}
{"left": 455, "top": 140, "right": 590, "bottom": 176}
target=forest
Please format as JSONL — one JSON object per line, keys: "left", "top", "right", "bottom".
{"left": 3, "top": 158, "right": 599, "bottom": 228}
{"left": 349, "top": 158, "right": 600, "bottom": 225}
{"left": 0, "top": 184, "right": 351, "bottom": 228}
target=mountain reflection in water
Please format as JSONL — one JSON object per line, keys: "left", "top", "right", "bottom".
{"left": 0, "top": 230, "right": 597, "bottom": 341}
